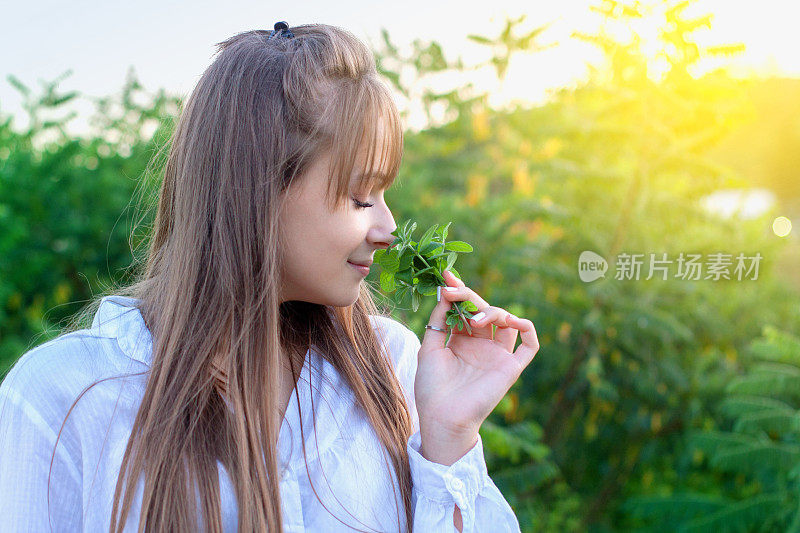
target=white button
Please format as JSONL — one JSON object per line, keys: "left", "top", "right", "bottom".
{"left": 449, "top": 477, "right": 464, "bottom": 492}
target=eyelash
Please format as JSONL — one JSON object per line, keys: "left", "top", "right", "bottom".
{"left": 352, "top": 197, "right": 374, "bottom": 209}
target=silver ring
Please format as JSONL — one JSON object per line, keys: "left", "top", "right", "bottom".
{"left": 425, "top": 324, "right": 448, "bottom": 333}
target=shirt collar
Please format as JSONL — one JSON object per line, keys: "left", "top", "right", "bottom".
{"left": 92, "top": 295, "right": 153, "bottom": 367}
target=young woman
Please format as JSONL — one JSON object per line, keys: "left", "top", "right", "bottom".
{"left": 0, "top": 22, "right": 539, "bottom": 532}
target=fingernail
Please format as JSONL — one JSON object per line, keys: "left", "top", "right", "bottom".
{"left": 444, "top": 287, "right": 458, "bottom": 292}
{"left": 437, "top": 286, "right": 441, "bottom": 302}
{"left": 472, "top": 311, "right": 486, "bottom": 322}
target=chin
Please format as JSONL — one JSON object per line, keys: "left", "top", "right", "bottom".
{"left": 317, "top": 285, "right": 361, "bottom": 308}
{"left": 340, "top": 288, "right": 361, "bottom": 307}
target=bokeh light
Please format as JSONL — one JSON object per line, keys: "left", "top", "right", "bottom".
{"left": 773, "top": 216, "right": 793, "bottom": 237}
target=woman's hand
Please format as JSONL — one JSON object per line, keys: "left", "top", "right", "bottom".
{"left": 414, "top": 270, "right": 540, "bottom": 465}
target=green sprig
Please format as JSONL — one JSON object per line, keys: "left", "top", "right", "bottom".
{"left": 374, "top": 219, "right": 478, "bottom": 335}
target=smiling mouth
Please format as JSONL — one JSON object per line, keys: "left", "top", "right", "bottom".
{"left": 347, "top": 261, "right": 371, "bottom": 276}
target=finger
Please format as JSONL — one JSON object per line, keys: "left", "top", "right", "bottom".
{"left": 439, "top": 285, "right": 491, "bottom": 338}
{"left": 442, "top": 269, "right": 465, "bottom": 289}
{"left": 493, "top": 314, "right": 520, "bottom": 353}
{"left": 438, "top": 284, "right": 490, "bottom": 313}
{"left": 438, "top": 270, "right": 471, "bottom": 336}
{"left": 438, "top": 274, "right": 496, "bottom": 339}
{"left": 508, "top": 316, "right": 540, "bottom": 371}
{"left": 467, "top": 306, "right": 512, "bottom": 341}
{"left": 420, "top": 283, "right": 458, "bottom": 351}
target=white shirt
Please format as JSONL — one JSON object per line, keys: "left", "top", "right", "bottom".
{"left": 0, "top": 295, "right": 521, "bottom": 532}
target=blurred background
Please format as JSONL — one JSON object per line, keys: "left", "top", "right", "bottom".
{"left": 2, "top": 0, "right": 799, "bottom": 531}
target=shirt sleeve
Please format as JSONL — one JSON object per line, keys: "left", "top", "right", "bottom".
{"left": 0, "top": 366, "right": 83, "bottom": 531}
{"left": 399, "top": 327, "right": 522, "bottom": 533}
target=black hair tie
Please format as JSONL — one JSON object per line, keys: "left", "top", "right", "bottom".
{"left": 270, "top": 21, "right": 295, "bottom": 39}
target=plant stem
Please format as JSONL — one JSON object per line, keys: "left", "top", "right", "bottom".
{"left": 412, "top": 242, "right": 472, "bottom": 334}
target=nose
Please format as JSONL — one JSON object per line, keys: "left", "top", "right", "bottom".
{"left": 370, "top": 199, "right": 396, "bottom": 249}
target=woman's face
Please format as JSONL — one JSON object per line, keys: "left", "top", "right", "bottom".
{"left": 278, "top": 138, "right": 397, "bottom": 307}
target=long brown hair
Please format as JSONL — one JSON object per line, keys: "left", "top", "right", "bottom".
{"left": 50, "top": 24, "right": 414, "bottom": 532}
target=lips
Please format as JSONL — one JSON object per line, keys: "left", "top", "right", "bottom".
{"left": 347, "top": 261, "right": 371, "bottom": 277}
{"left": 348, "top": 260, "right": 373, "bottom": 268}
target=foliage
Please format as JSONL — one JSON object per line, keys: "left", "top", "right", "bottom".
{"left": 1, "top": 1, "right": 800, "bottom": 531}
{"left": 376, "top": 219, "right": 479, "bottom": 333}
{"left": 622, "top": 327, "right": 800, "bottom": 532}
{"left": 370, "top": 1, "right": 800, "bottom": 530}
{"left": 0, "top": 67, "right": 179, "bottom": 375}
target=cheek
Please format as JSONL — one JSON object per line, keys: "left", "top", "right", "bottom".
{"left": 300, "top": 214, "right": 359, "bottom": 262}
{"left": 284, "top": 200, "right": 367, "bottom": 266}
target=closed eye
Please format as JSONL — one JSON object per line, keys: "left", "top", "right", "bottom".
{"left": 352, "top": 197, "right": 374, "bottom": 209}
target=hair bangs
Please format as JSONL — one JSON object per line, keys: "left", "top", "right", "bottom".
{"left": 326, "top": 78, "right": 403, "bottom": 209}
{"left": 358, "top": 80, "right": 403, "bottom": 195}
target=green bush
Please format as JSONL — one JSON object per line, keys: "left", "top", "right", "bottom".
{"left": 623, "top": 327, "right": 800, "bottom": 532}
{"left": 2, "top": 2, "right": 799, "bottom": 531}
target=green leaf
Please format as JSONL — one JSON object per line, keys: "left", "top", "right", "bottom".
{"left": 493, "top": 461, "right": 560, "bottom": 493}
{"left": 467, "top": 34, "right": 494, "bottom": 45}
{"left": 397, "top": 286, "right": 411, "bottom": 306}
{"left": 446, "top": 252, "right": 458, "bottom": 271}
{"left": 445, "top": 241, "right": 473, "bottom": 253}
{"left": 462, "top": 301, "right": 479, "bottom": 313}
{"left": 621, "top": 493, "right": 728, "bottom": 521}
{"left": 718, "top": 396, "right": 795, "bottom": 419}
{"left": 411, "top": 289, "right": 421, "bottom": 312}
{"left": 398, "top": 250, "right": 414, "bottom": 271}
{"left": 380, "top": 269, "right": 397, "bottom": 292}
{"left": 417, "top": 278, "right": 439, "bottom": 296}
{"left": 396, "top": 267, "right": 414, "bottom": 285}
{"left": 424, "top": 252, "right": 450, "bottom": 262}
{"left": 419, "top": 241, "right": 442, "bottom": 256}
{"left": 678, "top": 493, "right": 787, "bottom": 533}
{"left": 439, "top": 222, "right": 451, "bottom": 242}
{"left": 736, "top": 408, "right": 800, "bottom": 436}
{"left": 377, "top": 249, "right": 400, "bottom": 272}
{"left": 418, "top": 224, "right": 437, "bottom": 250}
{"left": 711, "top": 441, "right": 800, "bottom": 475}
